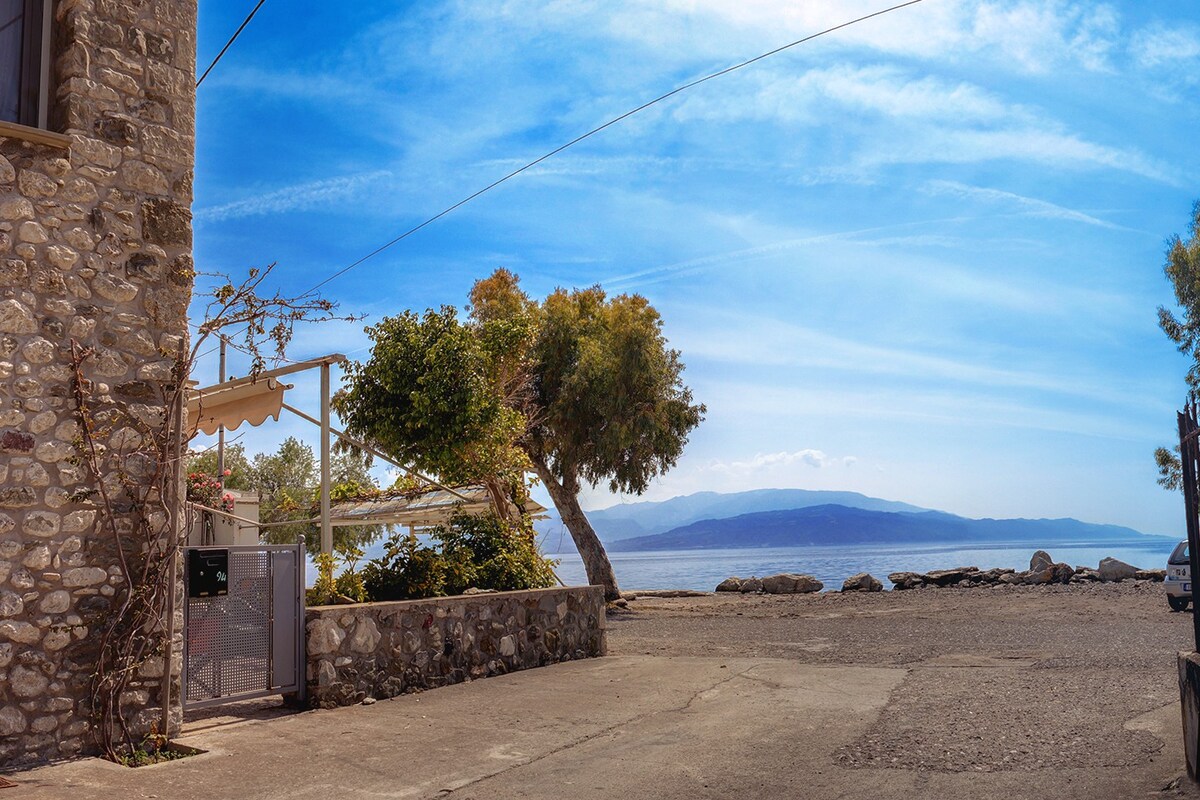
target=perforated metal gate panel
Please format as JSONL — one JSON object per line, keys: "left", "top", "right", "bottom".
{"left": 183, "top": 544, "right": 304, "bottom": 709}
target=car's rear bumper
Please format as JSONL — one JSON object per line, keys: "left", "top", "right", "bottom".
{"left": 1167, "top": 574, "right": 1192, "bottom": 598}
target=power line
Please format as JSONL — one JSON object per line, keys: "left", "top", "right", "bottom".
{"left": 196, "top": 0, "right": 267, "bottom": 88}
{"left": 303, "top": 0, "right": 926, "bottom": 294}
{"left": 191, "top": 0, "right": 924, "bottom": 367}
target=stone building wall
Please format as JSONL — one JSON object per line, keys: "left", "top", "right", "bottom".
{"left": 0, "top": 0, "right": 196, "bottom": 767}
{"left": 306, "top": 587, "right": 607, "bottom": 708}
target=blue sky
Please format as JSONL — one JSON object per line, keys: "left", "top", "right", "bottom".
{"left": 190, "top": 0, "right": 1200, "bottom": 536}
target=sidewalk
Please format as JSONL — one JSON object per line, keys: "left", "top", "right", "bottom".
{"left": 3, "top": 655, "right": 1192, "bottom": 799}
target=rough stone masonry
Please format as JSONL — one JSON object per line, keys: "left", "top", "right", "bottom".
{"left": 306, "top": 588, "right": 608, "bottom": 708}
{"left": 0, "top": 0, "right": 197, "bottom": 767}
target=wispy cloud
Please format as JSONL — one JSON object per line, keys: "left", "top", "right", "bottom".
{"left": 672, "top": 311, "right": 1143, "bottom": 409}
{"left": 667, "top": 63, "right": 1167, "bottom": 181}
{"left": 602, "top": 233, "right": 850, "bottom": 292}
{"left": 695, "top": 379, "right": 1165, "bottom": 444}
{"left": 195, "top": 171, "right": 394, "bottom": 224}
{"left": 869, "top": 127, "right": 1170, "bottom": 182}
{"left": 1131, "top": 22, "right": 1200, "bottom": 69}
{"left": 670, "top": 64, "right": 1028, "bottom": 126}
{"left": 708, "top": 449, "right": 858, "bottom": 475}
{"left": 600, "top": 216, "right": 986, "bottom": 293}
{"left": 602, "top": 0, "right": 1122, "bottom": 73}
{"left": 923, "top": 180, "right": 1132, "bottom": 230}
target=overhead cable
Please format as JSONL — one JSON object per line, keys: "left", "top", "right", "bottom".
{"left": 302, "top": 0, "right": 926, "bottom": 294}
{"left": 196, "top": 0, "right": 268, "bottom": 88}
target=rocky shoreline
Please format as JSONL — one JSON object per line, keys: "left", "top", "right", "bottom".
{"left": 710, "top": 550, "right": 1167, "bottom": 595}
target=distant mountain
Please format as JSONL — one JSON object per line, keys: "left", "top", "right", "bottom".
{"left": 538, "top": 489, "right": 929, "bottom": 544}
{"left": 606, "top": 504, "right": 1163, "bottom": 552}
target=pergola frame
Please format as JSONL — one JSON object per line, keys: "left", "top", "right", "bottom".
{"left": 187, "top": 352, "right": 478, "bottom": 553}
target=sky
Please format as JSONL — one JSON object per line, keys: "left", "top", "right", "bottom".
{"left": 189, "top": 0, "right": 1200, "bottom": 537}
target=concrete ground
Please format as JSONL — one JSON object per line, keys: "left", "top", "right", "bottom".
{"left": 6, "top": 581, "right": 1200, "bottom": 799}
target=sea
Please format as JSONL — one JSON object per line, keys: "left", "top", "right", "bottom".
{"left": 542, "top": 537, "right": 1183, "bottom": 592}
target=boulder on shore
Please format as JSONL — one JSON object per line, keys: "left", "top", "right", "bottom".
{"left": 1070, "top": 567, "right": 1101, "bottom": 583}
{"left": 889, "top": 571, "right": 925, "bottom": 590}
{"left": 740, "top": 577, "right": 763, "bottom": 594}
{"left": 842, "top": 572, "right": 883, "bottom": 592}
{"left": 1098, "top": 557, "right": 1139, "bottom": 582}
{"left": 716, "top": 577, "right": 743, "bottom": 592}
{"left": 923, "top": 567, "right": 980, "bottom": 587}
{"left": 761, "top": 573, "right": 823, "bottom": 594}
{"left": 978, "top": 567, "right": 1015, "bottom": 583}
{"left": 1030, "top": 550, "right": 1054, "bottom": 571}
{"left": 1053, "top": 562, "right": 1074, "bottom": 583}
{"left": 1135, "top": 569, "right": 1166, "bottom": 582}
{"left": 1022, "top": 562, "right": 1074, "bottom": 585}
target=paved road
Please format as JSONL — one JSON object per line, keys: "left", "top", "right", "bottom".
{"left": 7, "top": 580, "right": 1200, "bottom": 799}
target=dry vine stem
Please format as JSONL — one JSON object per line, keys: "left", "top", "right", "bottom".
{"left": 69, "top": 340, "right": 186, "bottom": 760}
{"left": 68, "top": 264, "right": 351, "bottom": 761}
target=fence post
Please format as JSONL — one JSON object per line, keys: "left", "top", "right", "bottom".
{"left": 1180, "top": 406, "right": 1200, "bottom": 651}
{"left": 297, "top": 535, "right": 307, "bottom": 706}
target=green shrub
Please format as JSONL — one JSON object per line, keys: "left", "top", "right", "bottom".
{"left": 436, "top": 512, "right": 558, "bottom": 595}
{"left": 360, "top": 512, "right": 557, "bottom": 601}
{"left": 307, "top": 545, "right": 369, "bottom": 606}
{"left": 306, "top": 552, "right": 339, "bottom": 607}
{"left": 361, "top": 532, "right": 447, "bottom": 601}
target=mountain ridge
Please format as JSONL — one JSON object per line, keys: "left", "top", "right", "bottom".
{"left": 541, "top": 488, "right": 930, "bottom": 543}
{"left": 605, "top": 503, "right": 1168, "bottom": 552}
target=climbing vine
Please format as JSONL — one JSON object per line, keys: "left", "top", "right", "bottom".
{"left": 69, "top": 264, "right": 353, "bottom": 761}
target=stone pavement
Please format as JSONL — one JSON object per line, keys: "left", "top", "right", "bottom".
{"left": 2, "top": 655, "right": 1194, "bottom": 799}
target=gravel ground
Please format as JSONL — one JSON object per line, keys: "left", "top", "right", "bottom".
{"left": 607, "top": 581, "right": 1198, "bottom": 784}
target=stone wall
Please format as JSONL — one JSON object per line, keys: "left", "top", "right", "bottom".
{"left": 1179, "top": 651, "right": 1200, "bottom": 783}
{"left": 0, "top": 0, "right": 196, "bottom": 767}
{"left": 306, "top": 587, "right": 607, "bottom": 708}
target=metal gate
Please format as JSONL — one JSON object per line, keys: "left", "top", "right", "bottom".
{"left": 182, "top": 543, "right": 305, "bottom": 709}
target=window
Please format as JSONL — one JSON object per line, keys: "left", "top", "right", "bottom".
{"left": 0, "top": 0, "right": 51, "bottom": 129}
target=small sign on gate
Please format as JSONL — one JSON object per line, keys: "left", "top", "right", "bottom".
{"left": 188, "top": 549, "right": 229, "bottom": 597}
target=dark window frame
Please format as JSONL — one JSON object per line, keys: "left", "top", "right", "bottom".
{"left": 2, "top": 0, "right": 52, "bottom": 129}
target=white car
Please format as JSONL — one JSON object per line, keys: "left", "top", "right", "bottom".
{"left": 1167, "top": 540, "right": 1192, "bottom": 611}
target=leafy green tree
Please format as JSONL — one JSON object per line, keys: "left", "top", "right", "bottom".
{"left": 251, "top": 436, "right": 318, "bottom": 543}
{"left": 519, "top": 281, "right": 704, "bottom": 600}
{"left": 321, "top": 446, "right": 384, "bottom": 550}
{"left": 340, "top": 269, "right": 705, "bottom": 600}
{"left": 334, "top": 306, "right": 532, "bottom": 518}
{"left": 185, "top": 443, "right": 253, "bottom": 491}
{"left": 186, "top": 437, "right": 385, "bottom": 550}
{"left": 1157, "top": 201, "right": 1200, "bottom": 491}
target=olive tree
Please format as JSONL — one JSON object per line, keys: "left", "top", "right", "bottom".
{"left": 334, "top": 306, "right": 533, "bottom": 519}
{"left": 339, "top": 270, "right": 705, "bottom": 600}
{"left": 1156, "top": 201, "right": 1200, "bottom": 490}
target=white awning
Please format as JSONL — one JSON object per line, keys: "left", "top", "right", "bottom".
{"left": 186, "top": 354, "right": 347, "bottom": 439}
{"left": 187, "top": 377, "right": 291, "bottom": 437}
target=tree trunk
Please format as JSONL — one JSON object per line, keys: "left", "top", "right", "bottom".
{"left": 531, "top": 459, "right": 620, "bottom": 601}
{"left": 483, "top": 477, "right": 513, "bottom": 522}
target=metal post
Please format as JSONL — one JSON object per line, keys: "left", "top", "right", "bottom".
{"left": 160, "top": 375, "right": 186, "bottom": 736}
{"left": 1179, "top": 405, "right": 1200, "bottom": 651}
{"left": 216, "top": 336, "right": 226, "bottom": 485}
{"left": 297, "top": 535, "right": 307, "bottom": 706}
{"left": 320, "top": 363, "right": 332, "bottom": 555}
{"left": 209, "top": 337, "right": 227, "bottom": 547}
